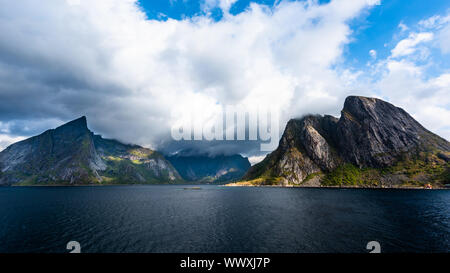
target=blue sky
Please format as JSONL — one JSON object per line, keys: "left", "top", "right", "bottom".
{"left": 0, "top": 0, "right": 449, "bottom": 159}
{"left": 139, "top": 0, "right": 278, "bottom": 20}
{"left": 138, "top": 0, "right": 450, "bottom": 71}
{"left": 345, "top": 0, "right": 450, "bottom": 68}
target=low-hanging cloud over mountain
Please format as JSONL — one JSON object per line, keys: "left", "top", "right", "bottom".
{"left": 0, "top": 0, "right": 449, "bottom": 161}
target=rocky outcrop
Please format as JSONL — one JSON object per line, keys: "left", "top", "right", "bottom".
{"left": 167, "top": 152, "right": 250, "bottom": 183}
{"left": 0, "top": 117, "right": 182, "bottom": 185}
{"left": 335, "top": 96, "right": 448, "bottom": 167}
{"left": 243, "top": 115, "right": 341, "bottom": 185}
{"left": 0, "top": 117, "right": 104, "bottom": 185}
{"left": 243, "top": 96, "right": 450, "bottom": 186}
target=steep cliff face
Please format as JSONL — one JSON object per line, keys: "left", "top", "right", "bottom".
{"left": 335, "top": 96, "right": 449, "bottom": 167}
{"left": 167, "top": 152, "right": 250, "bottom": 183}
{"left": 244, "top": 115, "right": 340, "bottom": 185}
{"left": 0, "top": 117, "right": 182, "bottom": 185}
{"left": 0, "top": 117, "right": 105, "bottom": 185}
{"left": 243, "top": 96, "right": 450, "bottom": 187}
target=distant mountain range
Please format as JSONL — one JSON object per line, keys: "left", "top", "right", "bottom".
{"left": 0, "top": 116, "right": 249, "bottom": 185}
{"left": 1, "top": 96, "right": 449, "bottom": 187}
{"left": 167, "top": 151, "right": 250, "bottom": 183}
{"left": 235, "top": 96, "right": 450, "bottom": 188}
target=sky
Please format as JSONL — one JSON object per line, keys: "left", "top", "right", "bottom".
{"left": 0, "top": 0, "right": 449, "bottom": 164}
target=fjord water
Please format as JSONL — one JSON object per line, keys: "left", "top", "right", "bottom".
{"left": 0, "top": 186, "right": 448, "bottom": 253}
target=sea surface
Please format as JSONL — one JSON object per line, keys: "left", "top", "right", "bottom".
{"left": 0, "top": 185, "right": 448, "bottom": 253}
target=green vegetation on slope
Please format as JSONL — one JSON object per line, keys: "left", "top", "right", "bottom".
{"left": 322, "top": 164, "right": 379, "bottom": 187}
{"left": 320, "top": 150, "right": 449, "bottom": 187}
{"left": 99, "top": 153, "right": 182, "bottom": 185}
{"left": 234, "top": 150, "right": 449, "bottom": 188}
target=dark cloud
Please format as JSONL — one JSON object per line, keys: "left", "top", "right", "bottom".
{"left": 0, "top": 0, "right": 389, "bottom": 157}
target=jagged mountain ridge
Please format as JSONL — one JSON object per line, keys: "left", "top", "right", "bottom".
{"left": 0, "top": 116, "right": 182, "bottom": 185}
{"left": 242, "top": 96, "right": 450, "bottom": 187}
{"left": 167, "top": 152, "right": 251, "bottom": 183}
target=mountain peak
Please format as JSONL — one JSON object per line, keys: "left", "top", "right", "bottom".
{"left": 56, "top": 116, "right": 88, "bottom": 131}
{"left": 344, "top": 95, "right": 379, "bottom": 104}
{"left": 242, "top": 95, "right": 450, "bottom": 187}
{"left": 0, "top": 115, "right": 183, "bottom": 185}
{"left": 343, "top": 96, "right": 389, "bottom": 114}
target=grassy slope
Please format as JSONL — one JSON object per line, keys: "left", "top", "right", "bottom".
{"left": 97, "top": 146, "right": 184, "bottom": 185}
{"left": 230, "top": 150, "right": 450, "bottom": 188}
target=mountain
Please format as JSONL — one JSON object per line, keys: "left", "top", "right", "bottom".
{"left": 0, "top": 116, "right": 182, "bottom": 185}
{"left": 240, "top": 96, "right": 450, "bottom": 188}
{"left": 167, "top": 151, "right": 251, "bottom": 183}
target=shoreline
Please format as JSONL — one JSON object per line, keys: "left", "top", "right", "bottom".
{"left": 224, "top": 183, "right": 449, "bottom": 190}
{"left": 6, "top": 183, "right": 193, "bottom": 187}
{"left": 0, "top": 183, "right": 447, "bottom": 190}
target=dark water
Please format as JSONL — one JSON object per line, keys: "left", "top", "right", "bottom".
{"left": 0, "top": 185, "right": 448, "bottom": 253}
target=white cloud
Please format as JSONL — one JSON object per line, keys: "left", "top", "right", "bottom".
{"left": 3, "top": 1, "right": 449, "bottom": 155}
{"left": 417, "top": 13, "right": 450, "bottom": 54}
{"left": 398, "top": 22, "right": 408, "bottom": 32}
{"left": 367, "top": 0, "right": 381, "bottom": 5}
{"left": 0, "top": 0, "right": 378, "bottom": 155}
{"left": 0, "top": 134, "right": 25, "bottom": 151}
{"left": 248, "top": 155, "right": 266, "bottom": 165}
{"left": 66, "top": 0, "right": 81, "bottom": 6}
{"left": 418, "top": 14, "right": 450, "bottom": 29}
{"left": 371, "top": 49, "right": 450, "bottom": 139}
{"left": 202, "top": 0, "right": 238, "bottom": 14}
{"left": 358, "top": 11, "right": 450, "bottom": 141}
{"left": 436, "top": 23, "right": 450, "bottom": 54}
{"left": 375, "top": 60, "right": 450, "bottom": 141}
{"left": 391, "top": 32, "right": 433, "bottom": 58}
{"left": 219, "top": 0, "right": 238, "bottom": 14}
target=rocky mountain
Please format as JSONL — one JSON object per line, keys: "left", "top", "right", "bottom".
{"left": 167, "top": 151, "right": 251, "bottom": 183}
{"left": 240, "top": 96, "right": 450, "bottom": 188}
{"left": 0, "top": 116, "right": 182, "bottom": 185}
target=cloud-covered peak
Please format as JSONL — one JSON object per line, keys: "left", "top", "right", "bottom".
{"left": 0, "top": 0, "right": 448, "bottom": 155}
{"left": 0, "top": 0, "right": 378, "bottom": 154}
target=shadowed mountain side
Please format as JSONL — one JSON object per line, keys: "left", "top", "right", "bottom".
{"left": 0, "top": 117, "right": 182, "bottom": 185}
{"left": 240, "top": 96, "right": 450, "bottom": 188}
